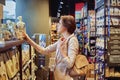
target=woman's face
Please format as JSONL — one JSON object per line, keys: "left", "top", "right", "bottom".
{"left": 57, "top": 19, "right": 67, "bottom": 34}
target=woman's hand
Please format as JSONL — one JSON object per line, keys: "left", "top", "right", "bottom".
{"left": 22, "top": 32, "right": 30, "bottom": 42}
{"left": 59, "top": 38, "right": 68, "bottom": 58}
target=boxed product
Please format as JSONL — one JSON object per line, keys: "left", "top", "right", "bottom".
{"left": 109, "top": 68, "right": 115, "bottom": 76}
{"left": 0, "top": 54, "right": 8, "bottom": 80}
{"left": 110, "top": 34, "right": 120, "bottom": 40}
{"left": 111, "top": 0, "right": 117, "bottom": 6}
{"left": 117, "top": 0, "right": 120, "bottom": 6}
{"left": 3, "top": 52, "right": 15, "bottom": 78}
{"left": 115, "top": 72, "right": 120, "bottom": 77}
{"left": 109, "top": 50, "right": 120, "bottom": 55}
{"left": 110, "top": 8, "right": 114, "bottom": 15}
{"left": 16, "top": 16, "right": 26, "bottom": 40}
{"left": 114, "top": 8, "right": 119, "bottom": 15}
{"left": 9, "top": 51, "right": 17, "bottom": 76}
{"left": 2, "top": 28, "right": 12, "bottom": 41}
{"left": 105, "top": 67, "right": 109, "bottom": 77}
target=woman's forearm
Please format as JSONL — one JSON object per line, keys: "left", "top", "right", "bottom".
{"left": 27, "top": 37, "right": 46, "bottom": 55}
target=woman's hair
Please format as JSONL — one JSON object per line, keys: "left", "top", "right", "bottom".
{"left": 60, "top": 15, "right": 76, "bottom": 34}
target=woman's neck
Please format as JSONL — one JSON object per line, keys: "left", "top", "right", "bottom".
{"left": 62, "top": 31, "right": 71, "bottom": 39}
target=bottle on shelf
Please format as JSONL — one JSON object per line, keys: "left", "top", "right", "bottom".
{"left": 16, "top": 16, "right": 26, "bottom": 40}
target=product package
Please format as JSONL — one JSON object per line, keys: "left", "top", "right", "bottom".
{"left": 117, "top": 0, "right": 120, "bottom": 6}
{"left": 9, "top": 50, "right": 19, "bottom": 76}
{"left": 16, "top": 16, "right": 26, "bottom": 40}
{"left": 3, "top": 52, "right": 15, "bottom": 78}
{"left": 0, "top": 54, "right": 8, "bottom": 80}
{"left": 111, "top": 0, "right": 117, "bottom": 6}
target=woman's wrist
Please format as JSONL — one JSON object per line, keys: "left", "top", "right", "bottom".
{"left": 25, "top": 36, "right": 31, "bottom": 44}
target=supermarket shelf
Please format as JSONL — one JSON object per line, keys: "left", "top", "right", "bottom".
{"left": 22, "top": 54, "right": 36, "bottom": 71}
{"left": 90, "top": 36, "right": 96, "bottom": 38}
{"left": 106, "top": 5, "right": 120, "bottom": 8}
{"left": 105, "top": 77, "right": 120, "bottom": 79}
{"left": 86, "top": 78, "right": 94, "bottom": 80}
{"left": 96, "top": 35, "right": 107, "bottom": 37}
{"left": 108, "top": 63, "right": 120, "bottom": 67}
{"left": 90, "top": 30, "right": 95, "bottom": 32}
{"left": 0, "top": 40, "right": 24, "bottom": 52}
{"left": 106, "top": 25, "right": 120, "bottom": 27}
{"left": 106, "top": 15, "right": 120, "bottom": 18}
{"left": 96, "top": 16, "right": 105, "bottom": 20}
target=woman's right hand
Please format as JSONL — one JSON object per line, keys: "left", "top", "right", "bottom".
{"left": 22, "top": 32, "right": 30, "bottom": 42}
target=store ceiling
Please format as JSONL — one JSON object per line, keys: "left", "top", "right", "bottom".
{"left": 49, "top": 0, "right": 94, "bottom": 17}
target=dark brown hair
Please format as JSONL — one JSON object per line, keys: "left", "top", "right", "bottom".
{"left": 60, "top": 15, "right": 76, "bottom": 34}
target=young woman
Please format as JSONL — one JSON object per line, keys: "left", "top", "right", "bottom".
{"left": 23, "top": 15, "right": 79, "bottom": 80}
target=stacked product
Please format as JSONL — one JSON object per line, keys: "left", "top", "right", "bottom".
{"left": 50, "top": 20, "right": 59, "bottom": 44}
{"left": 86, "top": 10, "right": 96, "bottom": 80}
{"left": 106, "top": 0, "right": 120, "bottom": 79}
{"left": 0, "top": 49, "right": 20, "bottom": 80}
{"left": 0, "top": 16, "right": 37, "bottom": 80}
{"left": 89, "top": 10, "right": 96, "bottom": 56}
{"left": 95, "top": 0, "right": 120, "bottom": 79}
{"left": 95, "top": 0, "right": 106, "bottom": 79}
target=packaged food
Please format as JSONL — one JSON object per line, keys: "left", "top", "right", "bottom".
{"left": 111, "top": 0, "right": 117, "bottom": 6}
{"left": 0, "top": 54, "right": 8, "bottom": 80}
{"left": 16, "top": 16, "right": 26, "bottom": 40}
{"left": 3, "top": 52, "right": 15, "bottom": 78}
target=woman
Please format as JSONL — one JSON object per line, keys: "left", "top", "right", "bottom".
{"left": 24, "top": 15, "right": 79, "bottom": 80}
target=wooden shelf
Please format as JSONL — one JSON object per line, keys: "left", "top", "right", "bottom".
{"left": 109, "top": 15, "right": 120, "bottom": 18}
{"left": 108, "top": 5, "right": 120, "bottom": 8}
{"left": 105, "top": 77, "right": 120, "bottom": 79}
{"left": 0, "top": 40, "right": 25, "bottom": 52}
{"left": 106, "top": 25, "right": 120, "bottom": 27}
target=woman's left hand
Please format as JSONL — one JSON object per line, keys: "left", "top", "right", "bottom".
{"left": 59, "top": 38, "right": 68, "bottom": 58}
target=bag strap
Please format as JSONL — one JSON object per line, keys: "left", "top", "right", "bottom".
{"left": 67, "top": 36, "right": 80, "bottom": 55}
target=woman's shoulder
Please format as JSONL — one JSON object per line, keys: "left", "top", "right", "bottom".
{"left": 69, "top": 35, "right": 78, "bottom": 44}
{"left": 70, "top": 35, "right": 78, "bottom": 41}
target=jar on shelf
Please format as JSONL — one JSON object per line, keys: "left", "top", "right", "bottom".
{"left": 2, "top": 24, "right": 12, "bottom": 41}
{"left": 16, "top": 16, "right": 26, "bottom": 40}
{"left": 0, "top": 25, "right": 5, "bottom": 47}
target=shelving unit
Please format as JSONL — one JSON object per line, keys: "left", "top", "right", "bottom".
{"left": 49, "top": 18, "right": 60, "bottom": 44}
{"left": 0, "top": 40, "right": 36, "bottom": 80}
{"left": 75, "top": 3, "right": 89, "bottom": 55}
{"left": 75, "top": 2, "right": 96, "bottom": 80}
{"left": 88, "top": 10, "right": 96, "bottom": 57}
{"left": 95, "top": 0, "right": 120, "bottom": 80}
{"left": 95, "top": 0, "right": 107, "bottom": 79}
